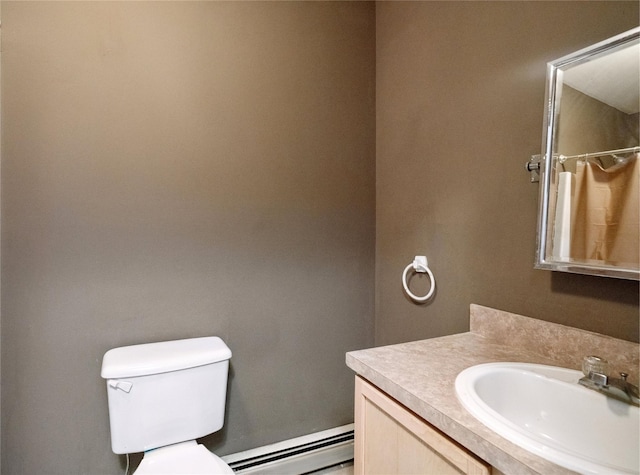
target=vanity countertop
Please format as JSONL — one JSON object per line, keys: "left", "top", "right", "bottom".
{"left": 345, "top": 304, "right": 640, "bottom": 475}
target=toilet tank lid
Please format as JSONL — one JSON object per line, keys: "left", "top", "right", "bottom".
{"left": 101, "top": 336, "right": 231, "bottom": 379}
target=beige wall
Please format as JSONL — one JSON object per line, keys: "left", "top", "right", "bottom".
{"left": 1, "top": 2, "right": 375, "bottom": 473}
{"left": 3, "top": 1, "right": 640, "bottom": 473}
{"left": 0, "top": 1, "right": 3, "bottom": 472}
{"left": 375, "top": 1, "right": 639, "bottom": 347}
{"left": 558, "top": 86, "right": 640, "bottom": 157}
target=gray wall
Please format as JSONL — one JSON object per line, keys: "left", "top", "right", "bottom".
{"left": 0, "top": 2, "right": 3, "bottom": 472}
{"left": 2, "top": 1, "right": 639, "bottom": 474}
{"left": 558, "top": 86, "right": 639, "bottom": 156}
{"left": 1, "top": 2, "right": 375, "bottom": 473}
{"left": 375, "top": 1, "right": 639, "bottom": 346}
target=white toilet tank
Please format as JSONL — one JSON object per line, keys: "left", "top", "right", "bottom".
{"left": 101, "top": 336, "right": 232, "bottom": 454}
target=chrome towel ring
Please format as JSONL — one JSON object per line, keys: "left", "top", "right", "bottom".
{"left": 402, "top": 256, "right": 435, "bottom": 303}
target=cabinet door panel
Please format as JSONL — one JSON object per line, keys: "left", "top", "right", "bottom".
{"left": 355, "top": 376, "right": 490, "bottom": 475}
{"left": 362, "top": 400, "right": 398, "bottom": 474}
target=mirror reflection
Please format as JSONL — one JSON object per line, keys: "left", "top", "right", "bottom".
{"left": 536, "top": 27, "right": 639, "bottom": 280}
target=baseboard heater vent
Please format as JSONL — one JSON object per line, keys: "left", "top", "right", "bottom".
{"left": 222, "top": 424, "right": 354, "bottom": 474}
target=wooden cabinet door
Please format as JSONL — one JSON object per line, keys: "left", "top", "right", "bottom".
{"left": 354, "top": 376, "right": 490, "bottom": 475}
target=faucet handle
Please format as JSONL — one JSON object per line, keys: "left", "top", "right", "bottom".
{"left": 582, "top": 355, "right": 609, "bottom": 378}
{"left": 620, "top": 372, "right": 628, "bottom": 381}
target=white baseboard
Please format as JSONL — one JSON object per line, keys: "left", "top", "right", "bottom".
{"left": 222, "top": 424, "right": 354, "bottom": 475}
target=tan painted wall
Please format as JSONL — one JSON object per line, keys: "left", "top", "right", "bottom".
{"left": 2, "top": 1, "right": 639, "bottom": 473}
{"left": 558, "top": 86, "right": 639, "bottom": 156}
{"left": 1, "top": 2, "right": 375, "bottom": 473}
{"left": 375, "top": 1, "right": 639, "bottom": 347}
{"left": 0, "top": 1, "right": 3, "bottom": 472}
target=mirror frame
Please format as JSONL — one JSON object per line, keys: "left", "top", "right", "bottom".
{"left": 535, "top": 27, "right": 640, "bottom": 281}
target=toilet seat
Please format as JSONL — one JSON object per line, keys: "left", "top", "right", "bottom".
{"left": 134, "top": 440, "right": 234, "bottom": 475}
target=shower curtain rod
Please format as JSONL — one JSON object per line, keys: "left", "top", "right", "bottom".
{"left": 558, "top": 146, "right": 640, "bottom": 163}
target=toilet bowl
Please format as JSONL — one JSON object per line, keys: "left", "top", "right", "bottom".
{"left": 135, "top": 441, "right": 234, "bottom": 475}
{"left": 101, "top": 337, "right": 234, "bottom": 475}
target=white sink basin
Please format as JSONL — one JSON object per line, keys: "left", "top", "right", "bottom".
{"left": 455, "top": 362, "right": 639, "bottom": 474}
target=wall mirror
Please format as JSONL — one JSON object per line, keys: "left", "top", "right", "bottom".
{"left": 533, "top": 27, "right": 639, "bottom": 280}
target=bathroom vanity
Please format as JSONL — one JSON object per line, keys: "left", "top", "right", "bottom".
{"left": 354, "top": 375, "right": 492, "bottom": 474}
{"left": 346, "top": 304, "right": 639, "bottom": 475}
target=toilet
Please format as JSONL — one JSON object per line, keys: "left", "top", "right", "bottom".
{"left": 101, "top": 336, "right": 235, "bottom": 474}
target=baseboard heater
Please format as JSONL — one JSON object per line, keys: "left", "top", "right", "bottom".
{"left": 221, "top": 424, "right": 354, "bottom": 474}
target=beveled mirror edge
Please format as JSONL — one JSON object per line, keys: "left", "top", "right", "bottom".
{"left": 535, "top": 26, "right": 640, "bottom": 281}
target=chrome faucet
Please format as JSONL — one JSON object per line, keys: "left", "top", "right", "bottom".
{"left": 578, "top": 356, "right": 639, "bottom": 407}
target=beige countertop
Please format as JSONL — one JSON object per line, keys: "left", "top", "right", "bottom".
{"left": 345, "top": 304, "right": 640, "bottom": 475}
